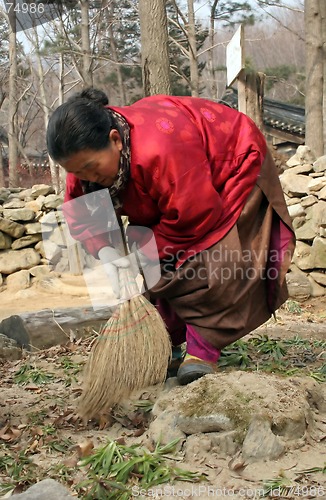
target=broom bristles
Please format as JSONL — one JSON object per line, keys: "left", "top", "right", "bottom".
{"left": 78, "top": 294, "right": 172, "bottom": 420}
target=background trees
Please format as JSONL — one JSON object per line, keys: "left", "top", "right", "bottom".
{"left": 0, "top": 0, "right": 323, "bottom": 189}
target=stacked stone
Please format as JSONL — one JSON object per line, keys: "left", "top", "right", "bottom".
{"left": 280, "top": 146, "right": 326, "bottom": 301}
{"left": 0, "top": 184, "right": 67, "bottom": 292}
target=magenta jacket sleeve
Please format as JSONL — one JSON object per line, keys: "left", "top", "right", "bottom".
{"left": 63, "top": 173, "right": 111, "bottom": 257}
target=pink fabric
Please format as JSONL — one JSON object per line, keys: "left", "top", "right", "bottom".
{"left": 155, "top": 298, "right": 221, "bottom": 362}
{"left": 186, "top": 324, "right": 221, "bottom": 363}
{"left": 267, "top": 215, "right": 294, "bottom": 311}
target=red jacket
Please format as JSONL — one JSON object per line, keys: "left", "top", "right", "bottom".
{"left": 64, "top": 95, "right": 267, "bottom": 267}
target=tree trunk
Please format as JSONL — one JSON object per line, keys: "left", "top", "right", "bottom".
{"left": 208, "top": 0, "right": 219, "bottom": 100}
{"left": 58, "top": 50, "right": 66, "bottom": 192}
{"left": 8, "top": 3, "right": 18, "bottom": 187}
{"left": 0, "top": 143, "right": 5, "bottom": 187}
{"left": 139, "top": 0, "right": 171, "bottom": 96}
{"left": 305, "top": 0, "right": 324, "bottom": 156}
{"left": 80, "top": 0, "right": 93, "bottom": 87}
{"left": 187, "top": 0, "right": 199, "bottom": 96}
{"left": 108, "top": 9, "right": 127, "bottom": 105}
{"left": 33, "top": 28, "right": 60, "bottom": 192}
{"left": 320, "top": 0, "right": 326, "bottom": 152}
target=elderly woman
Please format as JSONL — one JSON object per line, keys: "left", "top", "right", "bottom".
{"left": 46, "top": 88, "right": 295, "bottom": 385}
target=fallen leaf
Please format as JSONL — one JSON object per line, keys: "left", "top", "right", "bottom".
{"left": 64, "top": 451, "right": 79, "bottom": 468}
{"left": 73, "top": 439, "right": 94, "bottom": 458}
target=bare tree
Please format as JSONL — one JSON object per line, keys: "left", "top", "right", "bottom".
{"left": 139, "top": 0, "right": 171, "bottom": 95}
{"left": 187, "top": 0, "right": 199, "bottom": 96}
{"left": 80, "top": 0, "right": 93, "bottom": 87}
{"left": 8, "top": 3, "right": 19, "bottom": 187}
{"left": 305, "top": 0, "right": 324, "bottom": 156}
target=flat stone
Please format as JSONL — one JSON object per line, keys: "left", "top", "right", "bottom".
{"left": 307, "top": 275, "right": 325, "bottom": 297}
{"left": 0, "top": 248, "right": 41, "bottom": 274}
{"left": 286, "top": 272, "right": 311, "bottom": 301}
{"left": 308, "top": 178, "right": 326, "bottom": 192}
{"left": 295, "top": 219, "right": 318, "bottom": 241}
{"left": 148, "top": 410, "right": 186, "bottom": 450}
{"left": 286, "top": 146, "right": 316, "bottom": 167}
{"left": 11, "top": 234, "right": 42, "bottom": 250}
{"left": 280, "top": 173, "right": 311, "bottom": 197}
{"left": 0, "top": 217, "right": 25, "bottom": 238}
{"left": 30, "top": 184, "right": 55, "bottom": 198}
{"left": 311, "top": 237, "right": 326, "bottom": 268}
{"left": 0, "top": 333, "right": 22, "bottom": 361}
{"left": 288, "top": 203, "right": 305, "bottom": 218}
{"left": 292, "top": 241, "right": 314, "bottom": 270}
{"left": 310, "top": 271, "right": 326, "bottom": 286}
{"left": 29, "top": 264, "right": 52, "bottom": 278}
{"left": 6, "top": 269, "right": 31, "bottom": 292}
{"left": 42, "top": 194, "right": 63, "bottom": 209}
{"left": 313, "top": 155, "right": 326, "bottom": 173}
{"left": 24, "top": 222, "right": 42, "bottom": 234}
{"left": 177, "top": 414, "right": 233, "bottom": 434}
{"left": 3, "top": 199, "right": 25, "bottom": 209}
{"left": 0, "top": 231, "right": 12, "bottom": 249}
{"left": 301, "top": 195, "right": 318, "bottom": 208}
{"left": 318, "top": 185, "right": 326, "bottom": 200}
{"left": 3, "top": 208, "right": 36, "bottom": 222}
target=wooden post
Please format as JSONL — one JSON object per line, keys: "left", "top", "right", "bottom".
{"left": 238, "top": 70, "right": 265, "bottom": 131}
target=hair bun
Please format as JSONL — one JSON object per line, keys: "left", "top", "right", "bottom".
{"left": 68, "top": 88, "right": 109, "bottom": 106}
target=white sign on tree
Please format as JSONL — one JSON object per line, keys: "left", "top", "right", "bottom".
{"left": 226, "top": 25, "right": 245, "bottom": 87}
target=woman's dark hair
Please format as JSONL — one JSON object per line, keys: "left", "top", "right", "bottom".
{"left": 46, "top": 88, "right": 115, "bottom": 162}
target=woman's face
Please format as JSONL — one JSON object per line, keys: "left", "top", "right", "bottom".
{"left": 60, "top": 129, "right": 122, "bottom": 187}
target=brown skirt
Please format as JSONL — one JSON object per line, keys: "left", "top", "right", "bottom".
{"left": 149, "top": 150, "right": 295, "bottom": 350}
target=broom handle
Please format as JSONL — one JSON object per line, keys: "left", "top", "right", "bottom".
{"left": 117, "top": 216, "right": 140, "bottom": 300}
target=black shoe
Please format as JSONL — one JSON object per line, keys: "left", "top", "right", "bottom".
{"left": 177, "top": 357, "right": 217, "bottom": 385}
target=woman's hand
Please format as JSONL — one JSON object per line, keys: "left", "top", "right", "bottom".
{"left": 98, "top": 246, "right": 132, "bottom": 298}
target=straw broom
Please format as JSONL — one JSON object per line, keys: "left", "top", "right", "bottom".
{"left": 78, "top": 232, "right": 172, "bottom": 421}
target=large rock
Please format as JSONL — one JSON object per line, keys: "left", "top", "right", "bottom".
{"left": 0, "top": 248, "right": 41, "bottom": 274}
{"left": 10, "top": 479, "right": 76, "bottom": 499}
{"left": 0, "top": 315, "right": 30, "bottom": 349}
{"left": 152, "top": 372, "right": 325, "bottom": 462}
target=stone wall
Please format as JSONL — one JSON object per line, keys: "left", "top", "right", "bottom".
{"left": 280, "top": 146, "right": 326, "bottom": 301}
{"left": 0, "top": 146, "right": 325, "bottom": 301}
{"left": 0, "top": 185, "right": 65, "bottom": 292}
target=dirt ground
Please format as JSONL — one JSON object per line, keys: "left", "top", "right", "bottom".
{"left": 0, "top": 285, "right": 325, "bottom": 499}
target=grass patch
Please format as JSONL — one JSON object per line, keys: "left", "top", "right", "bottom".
{"left": 76, "top": 438, "right": 206, "bottom": 499}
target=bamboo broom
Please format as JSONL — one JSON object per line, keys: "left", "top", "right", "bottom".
{"left": 78, "top": 228, "right": 172, "bottom": 421}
